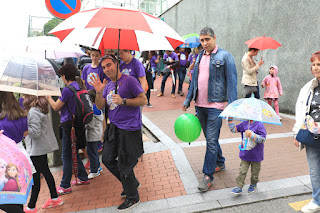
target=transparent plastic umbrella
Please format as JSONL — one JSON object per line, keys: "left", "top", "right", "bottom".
{"left": 219, "top": 95, "right": 281, "bottom": 150}
{"left": 0, "top": 56, "right": 61, "bottom": 96}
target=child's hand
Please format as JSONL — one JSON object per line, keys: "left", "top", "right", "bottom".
{"left": 227, "top": 117, "right": 234, "bottom": 123}
{"left": 245, "top": 130, "right": 253, "bottom": 138}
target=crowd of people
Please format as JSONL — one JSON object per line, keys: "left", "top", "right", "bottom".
{"left": 0, "top": 26, "right": 319, "bottom": 213}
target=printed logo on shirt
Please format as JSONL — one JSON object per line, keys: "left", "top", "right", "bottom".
{"left": 180, "top": 54, "right": 186, "bottom": 60}
{"left": 167, "top": 57, "right": 172, "bottom": 61}
{"left": 121, "top": 69, "right": 131, "bottom": 76}
{"left": 107, "top": 90, "right": 118, "bottom": 110}
{"left": 87, "top": 72, "right": 98, "bottom": 85}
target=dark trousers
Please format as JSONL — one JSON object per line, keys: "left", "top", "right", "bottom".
{"left": 177, "top": 66, "right": 187, "bottom": 92}
{"left": 161, "top": 69, "right": 177, "bottom": 94}
{"left": 102, "top": 128, "right": 141, "bottom": 201}
{"left": 28, "top": 155, "right": 58, "bottom": 209}
{"left": 0, "top": 204, "right": 24, "bottom": 213}
{"left": 146, "top": 71, "right": 153, "bottom": 104}
{"left": 245, "top": 82, "right": 260, "bottom": 99}
{"left": 87, "top": 141, "right": 100, "bottom": 173}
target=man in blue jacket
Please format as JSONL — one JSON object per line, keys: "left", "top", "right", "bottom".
{"left": 182, "top": 27, "right": 237, "bottom": 192}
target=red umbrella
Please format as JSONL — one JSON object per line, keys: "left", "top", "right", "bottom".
{"left": 245, "top": 35, "right": 281, "bottom": 50}
{"left": 49, "top": 7, "right": 184, "bottom": 53}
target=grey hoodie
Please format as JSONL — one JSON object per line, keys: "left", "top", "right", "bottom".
{"left": 25, "top": 107, "right": 59, "bottom": 156}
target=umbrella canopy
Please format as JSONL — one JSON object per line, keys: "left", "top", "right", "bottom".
{"left": 219, "top": 96, "right": 282, "bottom": 126}
{"left": 179, "top": 33, "right": 200, "bottom": 48}
{"left": 245, "top": 35, "right": 281, "bottom": 50}
{"left": 25, "top": 36, "right": 85, "bottom": 59}
{"left": 0, "top": 133, "right": 33, "bottom": 204}
{"left": 0, "top": 56, "right": 61, "bottom": 96}
{"left": 49, "top": 7, "right": 184, "bottom": 52}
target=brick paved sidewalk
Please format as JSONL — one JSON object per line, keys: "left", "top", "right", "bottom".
{"left": 17, "top": 77, "right": 311, "bottom": 213}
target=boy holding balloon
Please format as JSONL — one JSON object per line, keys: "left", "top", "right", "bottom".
{"left": 227, "top": 118, "right": 266, "bottom": 194}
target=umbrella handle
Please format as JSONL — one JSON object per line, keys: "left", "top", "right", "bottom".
{"left": 239, "top": 138, "right": 248, "bottom": 151}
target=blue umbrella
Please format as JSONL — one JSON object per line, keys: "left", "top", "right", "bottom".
{"left": 219, "top": 95, "right": 281, "bottom": 150}
{"left": 179, "top": 34, "right": 200, "bottom": 48}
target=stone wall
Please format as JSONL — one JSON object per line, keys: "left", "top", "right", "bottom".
{"left": 159, "top": 0, "right": 320, "bottom": 114}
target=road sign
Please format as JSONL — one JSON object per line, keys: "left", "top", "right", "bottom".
{"left": 45, "top": 0, "right": 81, "bottom": 19}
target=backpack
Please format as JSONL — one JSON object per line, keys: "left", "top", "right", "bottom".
{"left": 67, "top": 85, "right": 94, "bottom": 124}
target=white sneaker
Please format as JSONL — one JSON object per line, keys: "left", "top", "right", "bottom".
{"left": 88, "top": 171, "right": 100, "bottom": 179}
{"left": 301, "top": 200, "right": 320, "bottom": 213}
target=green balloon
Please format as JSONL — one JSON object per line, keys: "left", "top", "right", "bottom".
{"left": 174, "top": 113, "right": 202, "bottom": 143}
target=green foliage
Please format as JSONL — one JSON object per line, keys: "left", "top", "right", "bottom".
{"left": 43, "top": 18, "right": 63, "bottom": 36}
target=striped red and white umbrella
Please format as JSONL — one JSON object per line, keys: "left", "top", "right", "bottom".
{"left": 49, "top": 7, "right": 184, "bottom": 52}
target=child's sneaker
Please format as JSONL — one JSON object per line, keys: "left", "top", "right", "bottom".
{"left": 198, "top": 175, "right": 212, "bottom": 192}
{"left": 248, "top": 184, "right": 257, "bottom": 193}
{"left": 215, "top": 164, "right": 225, "bottom": 172}
{"left": 88, "top": 171, "right": 100, "bottom": 179}
{"left": 231, "top": 187, "right": 242, "bottom": 194}
{"left": 56, "top": 186, "right": 72, "bottom": 196}
{"left": 72, "top": 178, "right": 90, "bottom": 186}
{"left": 41, "top": 197, "right": 64, "bottom": 209}
{"left": 24, "top": 207, "right": 38, "bottom": 213}
{"left": 98, "top": 166, "right": 103, "bottom": 173}
{"left": 301, "top": 200, "right": 320, "bottom": 213}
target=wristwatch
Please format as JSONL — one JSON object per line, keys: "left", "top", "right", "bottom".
{"left": 121, "top": 98, "right": 127, "bottom": 106}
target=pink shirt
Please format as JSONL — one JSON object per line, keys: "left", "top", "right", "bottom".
{"left": 195, "top": 45, "right": 227, "bottom": 110}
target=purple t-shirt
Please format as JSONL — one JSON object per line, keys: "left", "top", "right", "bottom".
{"left": 59, "top": 81, "right": 80, "bottom": 123}
{"left": 103, "top": 74, "right": 144, "bottom": 131}
{"left": 81, "top": 64, "right": 106, "bottom": 90}
{"left": 120, "top": 58, "right": 146, "bottom": 82}
{"left": 179, "top": 52, "right": 187, "bottom": 67}
{"left": 236, "top": 121, "right": 267, "bottom": 162}
{"left": 188, "top": 54, "right": 198, "bottom": 74}
{"left": 0, "top": 115, "right": 28, "bottom": 143}
{"left": 150, "top": 55, "right": 158, "bottom": 68}
{"left": 163, "top": 52, "right": 179, "bottom": 69}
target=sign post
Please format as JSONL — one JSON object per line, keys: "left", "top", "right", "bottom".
{"left": 45, "top": 0, "right": 81, "bottom": 19}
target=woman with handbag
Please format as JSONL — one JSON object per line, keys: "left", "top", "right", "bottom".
{"left": 293, "top": 51, "right": 320, "bottom": 213}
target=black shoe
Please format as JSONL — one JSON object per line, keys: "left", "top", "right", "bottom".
{"left": 117, "top": 199, "right": 140, "bottom": 212}
{"left": 121, "top": 181, "right": 141, "bottom": 198}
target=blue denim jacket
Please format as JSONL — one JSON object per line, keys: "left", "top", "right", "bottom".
{"left": 183, "top": 48, "right": 237, "bottom": 107}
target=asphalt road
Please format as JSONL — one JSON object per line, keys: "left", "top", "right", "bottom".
{"left": 202, "top": 193, "right": 314, "bottom": 213}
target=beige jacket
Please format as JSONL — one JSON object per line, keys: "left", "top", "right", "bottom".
{"left": 241, "top": 52, "right": 260, "bottom": 86}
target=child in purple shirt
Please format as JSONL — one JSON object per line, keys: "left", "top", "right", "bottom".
{"left": 0, "top": 91, "right": 31, "bottom": 213}
{"left": 228, "top": 119, "right": 267, "bottom": 194}
{"left": 81, "top": 49, "right": 108, "bottom": 90}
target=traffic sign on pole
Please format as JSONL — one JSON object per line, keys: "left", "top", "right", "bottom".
{"left": 45, "top": 0, "right": 81, "bottom": 19}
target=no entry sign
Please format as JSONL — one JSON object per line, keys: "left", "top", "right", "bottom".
{"left": 45, "top": 0, "right": 81, "bottom": 19}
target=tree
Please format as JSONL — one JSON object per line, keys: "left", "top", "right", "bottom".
{"left": 43, "top": 18, "right": 63, "bottom": 36}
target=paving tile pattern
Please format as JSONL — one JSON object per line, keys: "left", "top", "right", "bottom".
{"left": 184, "top": 137, "right": 309, "bottom": 191}
{"left": 26, "top": 150, "right": 185, "bottom": 213}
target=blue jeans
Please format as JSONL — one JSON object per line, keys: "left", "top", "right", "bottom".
{"left": 87, "top": 141, "right": 100, "bottom": 173}
{"left": 161, "top": 69, "right": 177, "bottom": 94}
{"left": 61, "top": 128, "right": 88, "bottom": 188}
{"left": 196, "top": 107, "right": 225, "bottom": 180}
{"left": 177, "top": 66, "right": 187, "bottom": 92}
{"left": 306, "top": 145, "right": 320, "bottom": 205}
